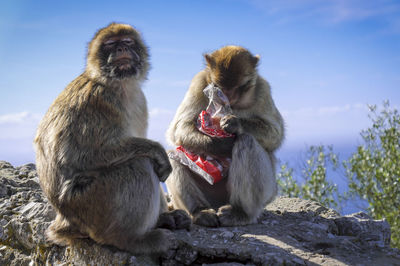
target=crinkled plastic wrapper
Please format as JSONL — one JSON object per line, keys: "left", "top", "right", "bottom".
{"left": 196, "top": 84, "right": 234, "bottom": 138}
{"left": 169, "top": 146, "right": 231, "bottom": 185}
{"left": 169, "top": 84, "right": 234, "bottom": 185}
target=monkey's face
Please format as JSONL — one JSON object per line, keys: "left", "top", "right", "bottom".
{"left": 206, "top": 48, "right": 258, "bottom": 108}
{"left": 212, "top": 72, "right": 256, "bottom": 108}
{"left": 100, "top": 35, "right": 143, "bottom": 79}
{"left": 86, "top": 23, "right": 150, "bottom": 82}
{"left": 208, "top": 56, "right": 257, "bottom": 108}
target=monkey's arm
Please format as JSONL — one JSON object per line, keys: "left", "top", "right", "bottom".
{"left": 237, "top": 77, "right": 284, "bottom": 152}
{"left": 167, "top": 71, "right": 234, "bottom": 157}
{"left": 75, "top": 136, "right": 171, "bottom": 182}
{"left": 101, "top": 137, "right": 168, "bottom": 167}
{"left": 113, "top": 137, "right": 171, "bottom": 181}
{"left": 239, "top": 114, "right": 284, "bottom": 152}
{"left": 174, "top": 121, "right": 235, "bottom": 157}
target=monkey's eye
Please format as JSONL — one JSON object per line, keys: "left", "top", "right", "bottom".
{"left": 122, "top": 38, "right": 134, "bottom": 45}
{"left": 238, "top": 80, "right": 251, "bottom": 91}
{"left": 104, "top": 40, "right": 116, "bottom": 45}
{"left": 104, "top": 40, "right": 116, "bottom": 48}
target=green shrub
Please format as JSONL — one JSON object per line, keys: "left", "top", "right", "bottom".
{"left": 345, "top": 101, "right": 400, "bottom": 248}
{"left": 278, "top": 101, "right": 400, "bottom": 248}
{"left": 278, "top": 145, "right": 343, "bottom": 211}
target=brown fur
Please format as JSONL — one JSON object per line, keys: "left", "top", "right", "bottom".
{"left": 85, "top": 23, "right": 150, "bottom": 83}
{"left": 34, "top": 23, "right": 190, "bottom": 255}
{"left": 205, "top": 46, "right": 259, "bottom": 92}
{"left": 166, "top": 45, "right": 284, "bottom": 227}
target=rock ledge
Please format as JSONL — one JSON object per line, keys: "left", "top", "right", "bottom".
{"left": 1, "top": 161, "right": 399, "bottom": 265}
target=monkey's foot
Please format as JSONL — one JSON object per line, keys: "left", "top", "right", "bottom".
{"left": 217, "top": 205, "right": 255, "bottom": 227}
{"left": 47, "top": 215, "right": 89, "bottom": 245}
{"left": 157, "top": 209, "right": 191, "bottom": 230}
{"left": 193, "top": 208, "right": 219, "bottom": 227}
{"left": 123, "top": 228, "right": 177, "bottom": 255}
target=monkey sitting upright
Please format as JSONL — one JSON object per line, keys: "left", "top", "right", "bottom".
{"left": 34, "top": 23, "right": 190, "bottom": 255}
{"left": 166, "top": 45, "right": 285, "bottom": 227}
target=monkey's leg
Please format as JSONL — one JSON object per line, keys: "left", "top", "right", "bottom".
{"left": 58, "top": 158, "right": 176, "bottom": 254}
{"left": 46, "top": 213, "right": 89, "bottom": 245}
{"left": 110, "top": 228, "right": 175, "bottom": 255}
{"left": 218, "top": 133, "right": 277, "bottom": 226}
{"left": 166, "top": 159, "right": 219, "bottom": 227}
{"left": 104, "top": 159, "right": 178, "bottom": 254}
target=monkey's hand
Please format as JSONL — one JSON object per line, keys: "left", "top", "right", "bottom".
{"left": 220, "top": 115, "right": 242, "bottom": 134}
{"left": 148, "top": 142, "right": 172, "bottom": 182}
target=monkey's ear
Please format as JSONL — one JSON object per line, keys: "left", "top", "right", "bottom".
{"left": 204, "top": 53, "right": 216, "bottom": 68}
{"left": 252, "top": 54, "right": 260, "bottom": 67}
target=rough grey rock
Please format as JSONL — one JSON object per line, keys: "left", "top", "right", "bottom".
{"left": 1, "top": 160, "right": 399, "bottom": 265}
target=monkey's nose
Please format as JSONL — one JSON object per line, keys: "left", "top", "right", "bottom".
{"left": 117, "top": 46, "right": 129, "bottom": 53}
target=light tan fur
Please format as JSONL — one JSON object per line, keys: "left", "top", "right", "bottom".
{"left": 166, "top": 46, "right": 284, "bottom": 227}
{"left": 34, "top": 23, "right": 190, "bottom": 255}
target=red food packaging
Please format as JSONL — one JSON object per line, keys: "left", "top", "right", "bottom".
{"left": 169, "top": 84, "right": 234, "bottom": 185}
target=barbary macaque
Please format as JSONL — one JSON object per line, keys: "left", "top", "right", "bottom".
{"left": 34, "top": 23, "right": 190, "bottom": 254}
{"left": 166, "top": 45, "right": 284, "bottom": 226}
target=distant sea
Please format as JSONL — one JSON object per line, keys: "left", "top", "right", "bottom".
{"left": 277, "top": 141, "right": 370, "bottom": 215}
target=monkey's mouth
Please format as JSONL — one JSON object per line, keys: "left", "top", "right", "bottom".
{"left": 103, "top": 55, "right": 140, "bottom": 79}
{"left": 114, "top": 57, "right": 133, "bottom": 70}
{"left": 221, "top": 90, "right": 239, "bottom": 107}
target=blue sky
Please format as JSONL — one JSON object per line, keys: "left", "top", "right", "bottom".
{"left": 1, "top": 0, "right": 400, "bottom": 166}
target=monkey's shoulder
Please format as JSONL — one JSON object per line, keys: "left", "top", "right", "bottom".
{"left": 43, "top": 75, "right": 124, "bottom": 133}
{"left": 255, "top": 76, "right": 277, "bottom": 108}
{"left": 255, "top": 75, "right": 272, "bottom": 96}
{"left": 174, "top": 70, "right": 209, "bottom": 112}
{"left": 188, "top": 70, "right": 209, "bottom": 94}
{"left": 233, "top": 75, "right": 276, "bottom": 120}
{"left": 52, "top": 74, "right": 93, "bottom": 107}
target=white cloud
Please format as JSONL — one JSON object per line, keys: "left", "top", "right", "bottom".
{"left": 282, "top": 103, "right": 368, "bottom": 118}
{"left": 0, "top": 104, "right": 376, "bottom": 166}
{"left": 327, "top": 0, "right": 400, "bottom": 24}
{"left": 246, "top": 0, "right": 400, "bottom": 30}
{"left": 148, "top": 108, "right": 176, "bottom": 148}
{"left": 0, "top": 112, "right": 42, "bottom": 166}
{"left": 281, "top": 103, "right": 370, "bottom": 148}
{"left": 149, "top": 108, "right": 175, "bottom": 117}
{"left": 0, "top": 112, "right": 42, "bottom": 140}
{"left": 0, "top": 111, "right": 42, "bottom": 125}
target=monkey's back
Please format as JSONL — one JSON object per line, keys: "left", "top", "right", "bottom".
{"left": 34, "top": 74, "right": 143, "bottom": 204}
